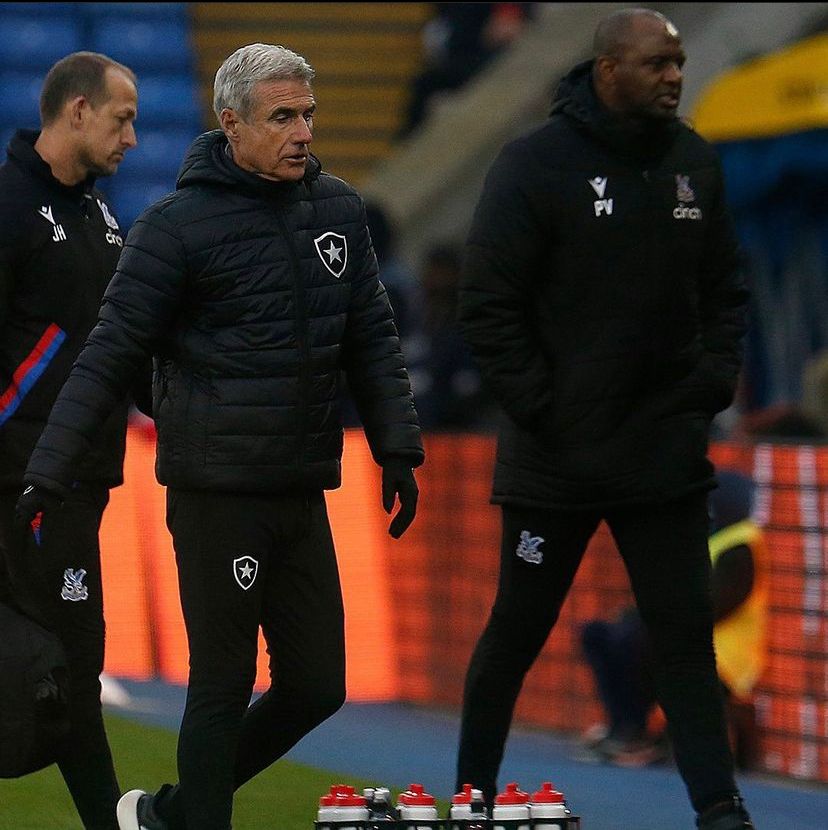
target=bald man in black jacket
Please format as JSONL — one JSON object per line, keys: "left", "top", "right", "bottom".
{"left": 455, "top": 10, "right": 754, "bottom": 830}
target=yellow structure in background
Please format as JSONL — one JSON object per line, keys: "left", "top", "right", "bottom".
{"left": 691, "top": 32, "right": 828, "bottom": 142}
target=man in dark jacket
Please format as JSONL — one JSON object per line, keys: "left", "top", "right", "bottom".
{"left": 454, "top": 9, "right": 754, "bottom": 830}
{"left": 0, "top": 52, "right": 138, "bottom": 829}
{"left": 16, "top": 43, "right": 423, "bottom": 830}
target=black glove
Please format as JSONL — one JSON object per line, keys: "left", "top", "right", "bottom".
{"left": 381, "top": 460, "right": 419, "bottom": 539}
{"left": 14, "top": 484, "right": 63, "bottom": 546}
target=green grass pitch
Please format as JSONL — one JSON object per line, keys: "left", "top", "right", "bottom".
{"left": 0, "top": 713, "right": 450, "bottom": 829}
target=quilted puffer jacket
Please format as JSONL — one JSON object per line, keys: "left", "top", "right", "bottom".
{"left": 24, "top": 130, "right": 423, "bottom": 496}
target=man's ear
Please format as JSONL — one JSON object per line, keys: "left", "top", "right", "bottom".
{"left": 594, "top": 55, "right": 617, "bottom": 85}
{"left": 68, "top": 95, "right": 88, "bottom": 129}
{"left": 219, "top": 108, "right": 241, "bottom": 141}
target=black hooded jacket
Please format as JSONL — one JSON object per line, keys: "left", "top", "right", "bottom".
{"left": 23, "top": 130, "right": 423, "bottom": 496}
{"left": 0, "top": 131, "right": 129, "bottom": 491}
{"left": 457, "top": 61, "right": 748, "bottom": 508}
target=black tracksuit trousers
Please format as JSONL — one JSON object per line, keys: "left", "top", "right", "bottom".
{"left": 456, "top": 493, "right": 740, "bottom": 816}
{"left": 0, "top": 486, "right": 120, "bottom": 830}
{"left": 155, "top": 489, "right": 346, "bottom": 830}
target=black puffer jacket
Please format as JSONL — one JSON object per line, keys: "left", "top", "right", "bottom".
{"left": 458, "top": 61, "right": 748, "bottom": 508}
{"left": 24, "top": 131, "right": 423, "bottom": 496}
{"left": 0, "top": 131, "right": 129, "bottom": 492}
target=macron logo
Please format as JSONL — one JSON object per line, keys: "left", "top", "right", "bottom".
{"left": 38, "top": 205, "right": 67, "bottom": 242}
{"left": 589, "top": 177, "right": 613, "bottom": 217}
{"left": 588, "top": 177, "right": 607, "bottom": 198}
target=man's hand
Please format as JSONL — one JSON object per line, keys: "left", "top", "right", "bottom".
{"left": 14, "top": 484, "right": 63, "bottom": 546}
{"left": 381, "top": 460, "right": 419, "bottom": 539}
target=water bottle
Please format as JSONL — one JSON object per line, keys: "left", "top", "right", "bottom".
{"left": 449, "top": 783, "right": 488, "bottom": 829}
{"left": 316, "top": 790, "right": 338, "bottom": 829}
{"left": 396, "top": 783, "right": 439, "bottom": 829}
{"left": 528, "top": 782, "right": 570, "bottom": 830}
{"left": 365, "top": 786, "right": 395, "bottom": 823}
{"left": 316, "top": 784, "right": 369, "bottom": 830}
{"left": 492, "top": 782, "right": 529, "bottom": 830}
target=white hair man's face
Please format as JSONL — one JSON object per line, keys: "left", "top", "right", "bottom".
{"left": 222, "top": 79, "right": 315, "bottom": 182}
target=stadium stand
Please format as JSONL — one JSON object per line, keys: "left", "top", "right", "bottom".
{"left": 188, "top": 2, "right": 432, "bottom": 185}
{"left": 0, "top": 12, "right": 84, "bottom": 71}
{"left": 0, "top": 1, "right": 203, "bottom": 229}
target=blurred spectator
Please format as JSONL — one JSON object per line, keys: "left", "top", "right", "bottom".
{"left": 801, "top": 348, "right": 828, "bottom": 438}
{"left": 724, "top": 351, "right": 828, "bottom": 442}
{"left": 398, "top": 2, "right": 533, "bottom": 139}
{"left": 341, "top": 202, "right": 424, "bottom": 427}
{"left": 365, "top": 201, "right": 423, "bottom": 341}
{"left": 733, "top": 402, "right": 825, "bottom": 441}
{"left": 409, "top": 242, "right": 497, "bottom": 430}
{"left": 578, "top": 470, "right": 768, "bottom": 771}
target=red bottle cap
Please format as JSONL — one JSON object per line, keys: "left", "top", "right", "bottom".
{"left": 452, "top": 784, "right": 474, "bottom": 804}
{"left": 336, "top": 791, "right": 367, "bottom": 807}
{"left": 322, "top": 784, "right": 366, "bottom": 807}
{"left": 399, "top": 783, "right": 436, "bottom": 805}
{"left": 531, "top": 782, "right": 564, "bottom": 803}
{"left": 495, "top": 782, "right": 529, "bottom": 804}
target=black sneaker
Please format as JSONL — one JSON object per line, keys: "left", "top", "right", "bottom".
{"left": 117, "top": 789, "right": 168, "bottom": 830}
{"left": 696, "top": 795, "right": 755, "bottom": 829}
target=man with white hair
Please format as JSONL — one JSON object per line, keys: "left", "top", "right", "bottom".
{"left": 17, "top": 43, "right": 423, "bottom": 830}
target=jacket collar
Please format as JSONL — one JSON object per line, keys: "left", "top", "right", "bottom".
{"left": 6, "top": 129, "right": 96, "bottom": 199}
{"left": 176, "top": 129, "right": 322, "bottom": 198}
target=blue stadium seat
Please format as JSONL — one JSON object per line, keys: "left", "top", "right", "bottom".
{"left": 90, "top": 18, "right": 194, "bottom": 72}
{"left": 0, "top": 71, "right": 45, "bottom": 128}
{"left": 135, "top": 74, "right": 202, "bottom": 129}
{"left": 77, "top": 3, "right": 189, "bottom": 22}
{"left": 0, "top": 15, "right": 83, "bottom": 71}
{"left": 118, "top": 128, "right": 196, "bottom": 179}
{"left": 0, "top": 3, "right": 76, "bottom": 16}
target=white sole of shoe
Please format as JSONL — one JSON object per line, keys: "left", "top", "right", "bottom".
{"left": 116, "top": 789, "right": 146, "bottom": 830}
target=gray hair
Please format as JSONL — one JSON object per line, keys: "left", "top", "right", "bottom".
{"left": 213, "top": 43, "right": 315, "bottom": 121}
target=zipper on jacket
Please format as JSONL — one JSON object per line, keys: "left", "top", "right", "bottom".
{"left": 641, "top": 167, "right": 662, "bottom": 381}
{"left": 274, "top": 211, "right": 310, "bottom": 476}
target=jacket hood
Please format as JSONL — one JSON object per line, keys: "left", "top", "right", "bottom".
{"left": 550, "top": 59, "right": 680, "bottom": 164}
{"left": 176, "top": 129, "right": 322, "bottom": 194}
{"left": 549, "top": 59, "right": 594, "bottom": 120}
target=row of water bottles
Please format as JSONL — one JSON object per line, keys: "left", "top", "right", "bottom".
{"left": 315, "top": 781, "right": 580, "bottom": 829}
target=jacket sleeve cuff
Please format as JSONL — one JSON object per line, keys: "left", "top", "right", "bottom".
{"left": 21, "top": 473, "right": 73, "bottom": 501}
